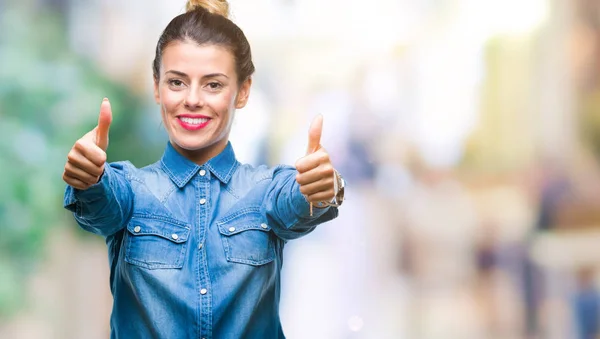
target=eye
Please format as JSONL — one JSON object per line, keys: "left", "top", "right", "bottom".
{"left": 206, "top": 82, "right": 223, "bottom": 91}
{"left": 168, "top": 79, "right": 185, "bottom": 87}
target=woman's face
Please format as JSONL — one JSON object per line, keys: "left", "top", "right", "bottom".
{"left": 154, "top": 40, "right": 251, "bottom": 164}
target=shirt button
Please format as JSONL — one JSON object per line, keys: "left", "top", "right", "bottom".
{"left": 200, "top": 198, "right": 207, "bottom": 205}
{"left": 200, "top": 288, "right": 207, "bottom": 295}
{"left": 198, "top": 243, "right": 203, "bottom": 249}
{"left": 261, "top": 223, "right": 268, "bottom": 229}
{"left": 229, "top": 227, "right": 236, "bottom": 232}
{"left": 133, "top": 226, "right": 141, "bottom": 233}
{"left": 199, "top": 169, "right": 206, "bottom": 176}
{"left": 171, "top": 234, "right": 179, "bottom": 240}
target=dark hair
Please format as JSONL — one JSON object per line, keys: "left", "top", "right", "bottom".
{"left": 152, "top": 5, "right": 254, "bottom": 85}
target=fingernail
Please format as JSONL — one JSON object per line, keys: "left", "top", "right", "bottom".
{"left": 103, "top": 98, "right": 108, "bottom": 102}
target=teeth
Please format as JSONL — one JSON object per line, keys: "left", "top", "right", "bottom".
{"left": 180, "top": 117, "right": 209, "bottom": 125}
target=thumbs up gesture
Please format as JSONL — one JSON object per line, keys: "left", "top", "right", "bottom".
{"left": 295, "top": 115, "right": 336, "bottom": 205}
{"left": 62, "top": 98, "right": 113, "bottom": 190}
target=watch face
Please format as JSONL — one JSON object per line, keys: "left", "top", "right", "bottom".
{"left": 336, "top": 178, "right": 345, "bottom": 203}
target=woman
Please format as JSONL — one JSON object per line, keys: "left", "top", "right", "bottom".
{"left": 61, "top": 0, "right": 344, "bottom": 338}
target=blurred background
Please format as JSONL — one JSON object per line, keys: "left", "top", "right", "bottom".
{"left": 3, "top": 0, "right": 600, "bottom": 338}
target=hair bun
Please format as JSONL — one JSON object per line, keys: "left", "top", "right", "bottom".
{"left": 186, "top": 0, "right": 230, "bottom": 18}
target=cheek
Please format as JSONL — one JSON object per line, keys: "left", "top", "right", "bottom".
{"left": 209, "top": 92, "right": 236, "bottom": 113}
{"left": 159, "top": 88, "right": 184, "bottom": 112}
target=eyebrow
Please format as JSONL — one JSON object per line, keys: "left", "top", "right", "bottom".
{"left": 165, "top": 70, "right": 229, "bottom": 79}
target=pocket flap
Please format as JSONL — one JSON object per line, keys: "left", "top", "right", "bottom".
{"left": 127, "top": 215, "right": 190, "bottom": 243}
{"left": 216, "top": 209, "right": 271, "bottom": 236}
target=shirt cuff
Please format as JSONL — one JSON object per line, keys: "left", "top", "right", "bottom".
{"left": 291, "top": 181, "right": 331, "bottom": 219}
{"left": 63, "top": 165, "right": 112, "bottom": 210}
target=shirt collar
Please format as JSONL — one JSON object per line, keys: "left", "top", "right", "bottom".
{"left": 160, "top": 141, "right": 238, "bottom": 188}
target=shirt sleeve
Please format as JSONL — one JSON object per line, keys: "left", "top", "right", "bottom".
{"left": 262, "top": 165, "right": 339, "bottom": 241}
{"left": 63, "top": 161, "right": 134, "bottom": 237}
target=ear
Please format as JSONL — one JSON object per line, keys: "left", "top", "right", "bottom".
{"left": 235, "top": 78, "right": 252, "bottom": 109}
{"left": 153, "top": 78, "right": 160, "bottom": 104}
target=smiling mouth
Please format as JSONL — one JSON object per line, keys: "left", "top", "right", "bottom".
{"left": 177, "top": 116, "right": 211, "bottom": 130}
{"left": 180, "top": 117, "right": 209, "bottom": 125}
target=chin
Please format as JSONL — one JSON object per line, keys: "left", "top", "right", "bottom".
{"left": 169, "top": 134, "right": 204, "bottom": 150}
{"left": 174, "top": 140, "right": 207, "bottom": 151}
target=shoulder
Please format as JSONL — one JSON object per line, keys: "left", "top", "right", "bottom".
{"left": 107, "top": 160, "right": 164, "bottom": 181}
{"left": 108, "top": 160, "right": 179, "bottom": 206}
{"left": 233, "top": 163, "right": 296, "bottom": 184}
{"left": 108, "top": 160, "right": 175, "bottom": 194}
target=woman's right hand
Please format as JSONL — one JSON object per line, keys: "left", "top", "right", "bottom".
{"left": 62, "top": 98, "right": 113, "bottom": 190}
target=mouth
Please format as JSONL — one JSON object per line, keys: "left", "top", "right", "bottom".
{"left": 177, "top": 115, "right": 211, "bottom": 131}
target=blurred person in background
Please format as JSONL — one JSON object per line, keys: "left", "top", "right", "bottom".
{"left": 572, "top": 267, "right": 600, "bottom": 339}
{"left": 523, "top": 160, "right": 570, "bottom": 338}
{"left": 60, "top": 1, "right": 345, "bottom": 338}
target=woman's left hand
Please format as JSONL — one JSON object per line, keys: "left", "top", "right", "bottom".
{"left": 295, "top": 115, "right": 336, "bottom": 204}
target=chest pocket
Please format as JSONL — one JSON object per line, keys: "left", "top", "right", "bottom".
{"left": 124, "top": 215, "right": 191, "bottom": 269}
{"left": 217, "top": 208, "right": 276, "bottom": 266}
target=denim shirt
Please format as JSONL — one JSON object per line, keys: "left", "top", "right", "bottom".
{"left": 63, "top": 142, "right": 338, "bottom": 339}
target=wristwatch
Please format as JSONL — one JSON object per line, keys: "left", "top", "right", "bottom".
{"left": 314, "top": 170, "right": 345, "bottom": 208}
{"left": 331, "top": 169, "right": 345, "bottom": 207}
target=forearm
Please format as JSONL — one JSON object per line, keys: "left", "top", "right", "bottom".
{"left": 264, "top": 166, "right": 338, "bottom": 240}
{"left": 64, "top": 162, "right": 133, "bottom": 237}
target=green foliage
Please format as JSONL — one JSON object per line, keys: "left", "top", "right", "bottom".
{"left": 580, "top": 90, "right": 600, "bottom": 159}
{"left": 0, "top": 4, "right": 162, "bottom": 318}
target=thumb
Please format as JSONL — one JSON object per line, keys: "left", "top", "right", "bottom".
{"left": 306, "top": 114, "right": 323, "bottom": 155}
{"left": 96, "top": 98, "right": 112, "bottom": 151}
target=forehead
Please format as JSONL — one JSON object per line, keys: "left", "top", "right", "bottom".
{"left": 161, "top": 40, "right": 236, "bottom": 76}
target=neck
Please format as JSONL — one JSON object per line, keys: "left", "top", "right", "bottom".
{"left": 171, "top": 139, "right": 228, "bottom": 165}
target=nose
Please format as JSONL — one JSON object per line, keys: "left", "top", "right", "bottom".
{"left": 184, "top": 87, "right": 204, "bottom": 109}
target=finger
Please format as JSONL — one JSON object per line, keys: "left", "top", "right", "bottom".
{"left": 307, "top": 190, "right": 335, "bottom": 203}
{"left": 306, "top": 114, "right": 323, "bottom": 155}
{"left": 63, "top": 172, "right": 92, "bottom": 190}
{"left": 298, "top": 178, "right": 334, "bottom": 197}
{"left": 65, "top": 162, "right": 101, "bottom": 186}
{"left": 73, "top": 138, "right": 107, "bottom": 167}
{"left": 295, "top": 149, "right": 329, "bottom": 173}
{"left": 296, "top": 165, "right": 335, "bottom": 186}
{"left": 96, "top": 98, "right": 112, "bottom": 151}
{"left": 67, "top": 150, "right": 105, "bottom": 177}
